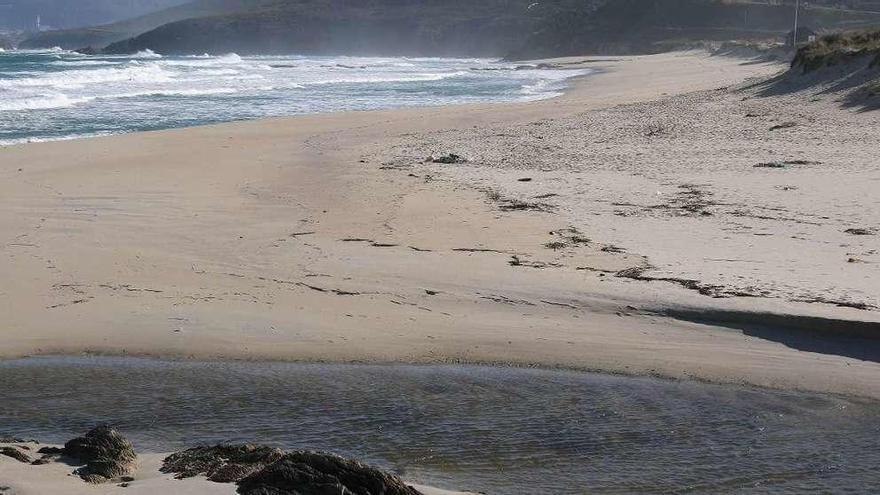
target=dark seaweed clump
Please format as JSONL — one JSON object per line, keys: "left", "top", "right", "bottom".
{"left": 163, "top": 445, "right": 423, "bottom": 495}
{"left": 63, "top": 425, "right": 137, "bottom": 483}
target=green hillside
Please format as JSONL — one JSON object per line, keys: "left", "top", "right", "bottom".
{"left": 24, "top": 0, "right": 880, "bottom": 57}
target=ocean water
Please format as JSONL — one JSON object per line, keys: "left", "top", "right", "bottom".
{"left": 0, "top": 48, "right": 588, "bottom": 146}
{"left": 1, "top": 357, "right": 879, "bottom": 494}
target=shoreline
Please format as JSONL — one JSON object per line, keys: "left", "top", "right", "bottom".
{"left": 0, "top": 50, "right": 592, "bottom": 148}
{"left": 0, "top": 441, "right": 474, "bottom": 495}
{"left": 5, "top": 353, "right": 880, "bottom": 404}
{"left": 2, "top": 51, "right": 880, "bottom": 399}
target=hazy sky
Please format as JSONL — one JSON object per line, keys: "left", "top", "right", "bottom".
{"left": 0, "top": 0, "right": 189, "bottom": 30}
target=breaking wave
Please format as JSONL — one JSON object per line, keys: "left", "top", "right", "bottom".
{"left": 0, "top": 50, "right": 587, "bottom": 145}
{"left": 0, "top": 93, "right": 94, "bottom": 112}
{"left": 132, "top": 49, "right": 163, "bottom": 59}
{"left": 0, "top": 63, "right": 174, "bottom": 90}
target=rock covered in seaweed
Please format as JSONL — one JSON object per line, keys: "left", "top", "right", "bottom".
{"left": 429, "top": 153, "right": 467, "bottom": 164}
{"left": 161, "top": 444, "right": 423, "bottom": 495}
{"left": 162, "top": 444, "right": 285, "bottom": 483}
{"left": 0, "top": 446, "right": 31, "bottom": 463}
{"left": 0, "top": 436, "right": 30, "bottom": 443}
{"left": 237, "top": 451, "right": 423, "bottom": 495}
{"left": 63, "top": 425, "right": 136, "bottom": 483}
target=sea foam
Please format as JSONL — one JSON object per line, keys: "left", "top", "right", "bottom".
{"left": 0, "top": 93, "right": 94, "bottom": 112}
{"left": 0, "top": 50, "right": 585, "bottom": 145}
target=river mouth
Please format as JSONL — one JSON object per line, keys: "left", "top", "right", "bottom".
{"left": 1, "top": 356, "right": 879, "bottom": 493}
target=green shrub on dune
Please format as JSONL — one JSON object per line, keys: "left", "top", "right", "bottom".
{"left": 793, "top": 29, "right": 880, "bottom": 72}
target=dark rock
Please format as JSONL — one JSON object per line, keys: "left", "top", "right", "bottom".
{"left": 768, "top": 121, "right": 797, "bottom": 131}
{"left": 64, "top": 425, "right": 136, "bottom": 483}
{"left": 162, "top": 444, "right": 285, "bottom": 483}
{"left": 0, "top": 436, "right": 28, "bottom": 443}
{"left": 37, "top": 446, "right": 65, "bottom": 455}
{"left": 162, "top": 445, "right": 422, "bottom": 495}
{"left": 497, "top": 198, "right": 553, "bottom": 212}
{"left": 74, "top": 46, "right": 100, "bottom": 55}
{"left": 844, "top": 228, "right": 876, "bottom": 236}
{"left": 430, "top": 154, "right": 466, "bottom": 164}
{"left": 237, "top": 451, "right": 423, "bottom": 495}
{"left": 755, "top": 159, "right": 819, "bottom": 168}
{"left": 32, "top": 445, "right": 65, "bottom": 465}
{"left": 0, "top": 447, "right": 30, "bottom": 463}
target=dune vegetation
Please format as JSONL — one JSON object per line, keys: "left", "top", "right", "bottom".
{"left": 793, "top": 28, "right": 880, "bottom": 72}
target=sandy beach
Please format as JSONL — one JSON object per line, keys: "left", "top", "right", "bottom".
{"left": 0, "top": 441, "right": 471, "bottom": 495}
{"left": 2, "top": 50, "right": 879, "bottom": 399}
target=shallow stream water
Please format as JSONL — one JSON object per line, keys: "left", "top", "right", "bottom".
{"left": 1, "top": 357, "right": 878, "bottom": 493}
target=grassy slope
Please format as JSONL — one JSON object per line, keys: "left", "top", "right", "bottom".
{"left": 22, "top": 0, "right": 880, "bottom": 57}
{"left": 509, "top": 0, "right": 880, "bottom": 59}
{"left": 103, "top": 0, "right": 538, "bottom": 56}
{"left": 793, "top": 29, "right": 880, "bottom": 72}
{"left": 758, "top": 28, "right": 880, "bottom": 111}
{"left": 102, "top": 0, "right": 880, "bottom": 58}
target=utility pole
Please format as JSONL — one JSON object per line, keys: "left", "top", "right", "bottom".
{"left": 793, "top": 0, "right": 800, "bottom": 46}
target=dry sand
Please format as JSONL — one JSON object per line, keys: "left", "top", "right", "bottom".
{"left": 0, "top": 442, "right": 469, "bottom": 495}
{"left": 1, "top": 51, "right": 879, "bottom": 398}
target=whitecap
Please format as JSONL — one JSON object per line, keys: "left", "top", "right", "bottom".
{"left": 305, "top": 70, "right": 469, "bottom": 86}
{"left": 162, "top": 53, "right": 246, "bottom": 68}
{"left": 217, "top": 53, "right": 243, "bottom": 63}
{"left": 0, "top": 93, "right": 94, "bottom": 112}
{"left": 103, "top": 88, "right": 239, "bottom": 99}
{"left": 517, "top": 69, "right": 591, "bottom": 100}
{"left": 189, "top": 68, "right": 241, "bottom": 76}
{"left": 133, "top": 49, "right": 163, "bottom": 59}
{"left": 52, "top": 59, "right": 119, "bottom": 67}
{"left": 521, "top": 78, "right": 553, "bottom": 95}
{"left": 0, "top": 62, "right": 174, "bottom": 90}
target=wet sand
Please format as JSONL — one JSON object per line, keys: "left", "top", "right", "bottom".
{"left": 1, "top": 51, "right": 879, "bottom": 398}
